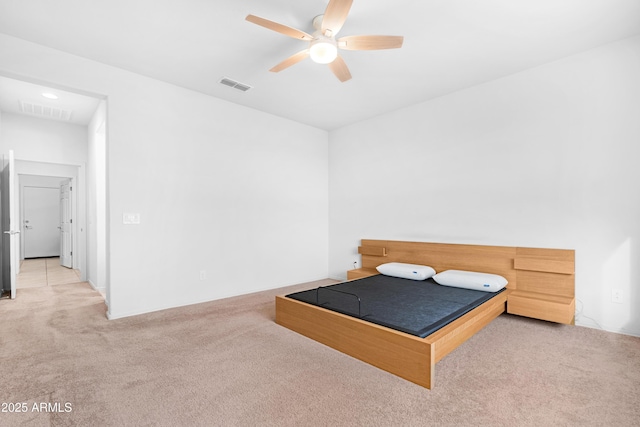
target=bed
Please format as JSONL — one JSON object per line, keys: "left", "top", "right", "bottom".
{"left": 275, "top": 240, "right": 575, "bottom": 389}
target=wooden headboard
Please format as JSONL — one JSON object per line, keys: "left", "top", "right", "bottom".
{"left": 351, "top": 239, "right": 575, "bottom": 324}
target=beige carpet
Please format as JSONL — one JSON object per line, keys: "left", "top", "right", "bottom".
{"left": 1, "top": 280, "right": 638, "bottom": 426}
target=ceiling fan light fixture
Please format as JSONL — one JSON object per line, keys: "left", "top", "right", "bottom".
{"left": 245, "top": 1, "right": 404, "bottom": 82}
{"left": 309, "top": 38, "right": 337, "bottom": 64}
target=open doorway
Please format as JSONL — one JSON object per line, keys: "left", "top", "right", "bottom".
{"left": 15, "top": 162, "right": 82, "bottom": 274}
{"left": 17, "top": 172, "right": 80, "bottom": 291}
{"left": 0, "top": 75, "right": 108, "bottom": 305}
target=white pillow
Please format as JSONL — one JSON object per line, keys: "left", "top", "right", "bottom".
{"left": 376, "top": 262, "right": 436, "bottom": 281}
{"left": 432, "top": 270, "right": 507, "bottom": 292}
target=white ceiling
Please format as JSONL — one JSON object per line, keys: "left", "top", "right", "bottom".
{"left": 1, "top": 0, "right": 639, "bottom": 130}
{"left": 0, "top": 76, "right": 100, "bottom": 126}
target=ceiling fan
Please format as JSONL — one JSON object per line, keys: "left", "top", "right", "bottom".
{"left": 246, "top": 0, "right": 403, "bottom": 82}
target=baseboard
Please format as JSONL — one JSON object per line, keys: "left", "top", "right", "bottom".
{"left": 575, "top": 320, "right": 640, "bottom": 338}
{"left": 106, "top": 277, "right": 332, "bottom": 320}
{"left": 87, "top": 279, "right": 107, "bottom": 304}
{"left": 87, "top": 279, "right": 103, "bottom": 292}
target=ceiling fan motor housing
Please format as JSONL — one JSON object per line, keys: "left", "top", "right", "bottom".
{"left": 312, "top": 14, "right": 324, "bottom": 31}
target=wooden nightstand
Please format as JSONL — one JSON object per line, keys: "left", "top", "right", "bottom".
{"left": 346, "top": 268, "right": 379, "bottom": 280}
{"left": 507, "top": 290, "right": 575, "bottom": 324}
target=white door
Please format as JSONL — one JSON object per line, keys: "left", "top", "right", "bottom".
{"left": 2, "top": 150, "right": 18, "bottom": 299}
{"left": 59, "top": 180, "right": 72, "bottom": 268}
{"left": 23, "top": 187, "right": 60, "bottom": 258}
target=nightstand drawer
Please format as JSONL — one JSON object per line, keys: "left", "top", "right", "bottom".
{"left": 508, "top": 290, "right": 575, "bottom": 324}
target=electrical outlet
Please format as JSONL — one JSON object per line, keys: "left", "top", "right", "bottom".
{"left": 611, "top": 289, "right": 623, "bottom": 304}
{"left": 199, "top": 270, "right": 207, "bottom": 281}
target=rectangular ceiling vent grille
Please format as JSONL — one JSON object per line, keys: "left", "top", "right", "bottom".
{"left": 219, "top": 77, "right": 252, "bottom": 92}
{"left": 20, "top": 101, "right": 73, "bottom": 121}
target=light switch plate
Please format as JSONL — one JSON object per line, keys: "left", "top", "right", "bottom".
{"left": 123, "top": 213, "right": 141, "bottom": 224}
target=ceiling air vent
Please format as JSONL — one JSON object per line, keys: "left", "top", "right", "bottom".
{"left": 219, "top": 77, "right": 252, "bottom": 92}
{"left": 20, "top": 101, "right": 73, "bottom": 121}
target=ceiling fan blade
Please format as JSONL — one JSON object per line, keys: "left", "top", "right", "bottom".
{"left": 269, "top": 50, "right": 310, "bottom": 73}
{"left": 337, "top": 35, "right": 404, "bottom": 50}
{"left": 321, "top": 0, "right": 353, "bottom": 36}
{"left": 246, "top": 14, "right": 313, "bottom": 41}
{"left": 328, "top": 55, "right": 352, "bottom": 82}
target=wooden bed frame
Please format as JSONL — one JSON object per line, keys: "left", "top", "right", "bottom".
{"left": 276, "top": 240, "right": 575, "bottom": 389}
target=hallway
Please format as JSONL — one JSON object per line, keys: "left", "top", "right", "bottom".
{"left": 17, "top": 257, "right": 82, "bottom": 288}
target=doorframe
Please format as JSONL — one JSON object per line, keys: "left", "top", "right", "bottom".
{"left": 16, "top": 163, "right": 83, "bottom": 279}
{"left": 0, "top": 72, "right": 109, "bottom": 309}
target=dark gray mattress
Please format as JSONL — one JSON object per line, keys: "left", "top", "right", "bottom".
{"left": 286, "top": 274, "right": 505, "bottom": 338}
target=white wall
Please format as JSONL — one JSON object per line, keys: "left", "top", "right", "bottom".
{"left": 0, "top": 113, "right": 87, "bottom": 164}
{"left": 87, "top": 101, "right": 107, "bottom": 294}
{"left": 329, "top": 35, "right": 640, "bottom": 337}
{"left": 0, "top": 34, "right": 329, "bottom": 319}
